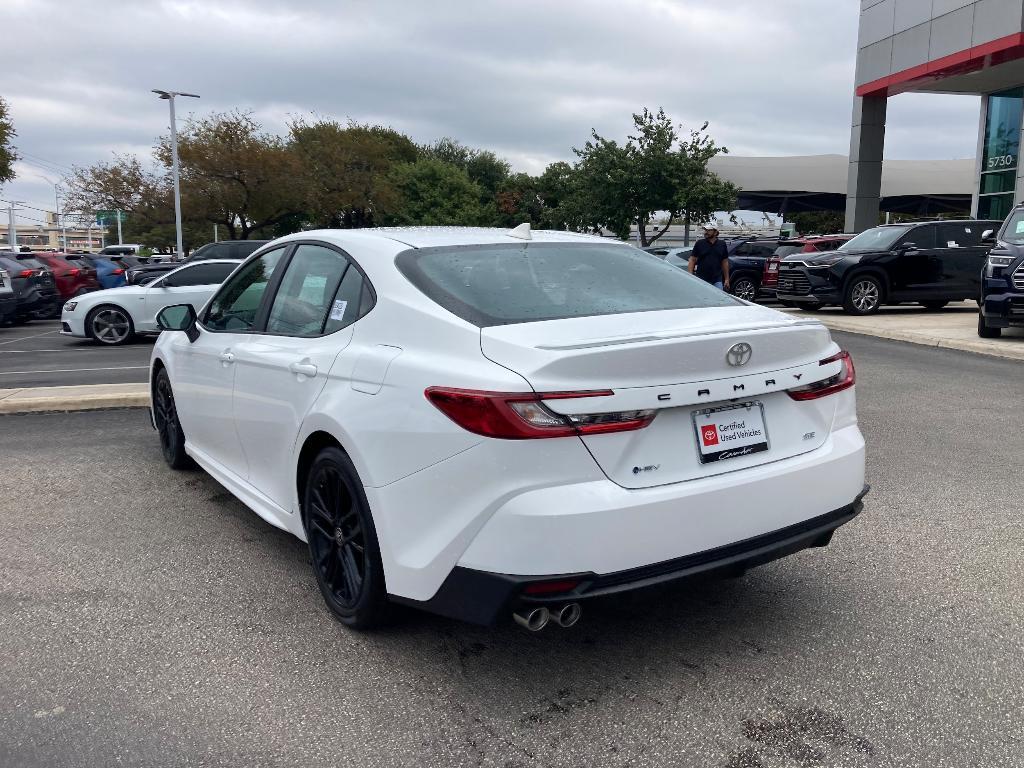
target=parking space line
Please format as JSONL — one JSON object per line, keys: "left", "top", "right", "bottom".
{"left": 0, "top": 330, "right": 60, "bottom": 346}
{"left": 0, "top": 366, "right": 150, "bottom": 376}
{"left": 0, "top": 349, "right": 128, "bottom": 353}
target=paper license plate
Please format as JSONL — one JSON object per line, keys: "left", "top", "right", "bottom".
{"left": 693, "top": 402, "right": 769, "bottom": 464}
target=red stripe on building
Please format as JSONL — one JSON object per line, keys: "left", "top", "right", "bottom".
{"left": 856, "top": 32, "right": 1024, "bottom": 97}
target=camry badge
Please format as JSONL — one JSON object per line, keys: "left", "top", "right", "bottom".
{"left": 726, "top": 342, "right": 753, "bottom": 367}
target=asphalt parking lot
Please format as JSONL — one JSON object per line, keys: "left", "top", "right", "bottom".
{"left": 0, "top": 319, "right": 151, "bottom": 388}
{"left": 1, "top": 332, "right": 1022, "bottom": 767}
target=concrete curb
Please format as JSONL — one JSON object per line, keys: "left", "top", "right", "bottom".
{"left": 0, "top": 384, "right": 150, "bottom": 415}
{"left": 780, "top": 309, "right": 1024, "bottom": 362}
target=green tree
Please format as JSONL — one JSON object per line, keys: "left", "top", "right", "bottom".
{"left": 384, "top": 158, "right": 486, "bottom": 226}
{"left": 0, "top": 96, "right": 18, "bottom": 185}
{"left": 565, "top": 108, "right": 737, "bottom": 246}
{"left": 162, "top": 111, "right": 307, "bottom": 239}
{"left": 422, "top": 138, "right": 511, "bottom": 223}
{"left": 289, "top": 119, "right": 418, "bottom": 228}
{"left": 787, "top": 210, "right": 846, "bottom": 237}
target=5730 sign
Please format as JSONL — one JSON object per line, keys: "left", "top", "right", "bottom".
{"left": 987, "top": 154, "right": 1016, "bottom": 170}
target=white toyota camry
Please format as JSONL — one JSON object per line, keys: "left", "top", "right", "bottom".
{"left": 60, "top": 259, "right": 241, "bottom": 345}
{"left": 149, "top": 227, "right": 867, "bottom": 631}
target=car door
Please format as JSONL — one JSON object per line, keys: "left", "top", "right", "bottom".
{"left": 933, "top": 222, "right": 982, "bottom": 297}
{"left": 230, "top": 242, "right": 371, "bottom": 511}
{"left": 170, "top": 247, "right": 288, "bottom": 479}
{"left": 890, "top": 224, "right": 940, "bottom": 299}
{"left": 142, "top": 262, "right": 239, "bottom": 331}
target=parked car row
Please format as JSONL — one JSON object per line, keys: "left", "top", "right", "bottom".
{"left": 125, "top": 240, "right": 270, "bottom": 285}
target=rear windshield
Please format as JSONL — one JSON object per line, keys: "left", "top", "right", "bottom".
{"left": 773, "top": 244, "right": 807, "bottom": 258}
{"left": 396, "top": 243, "right": 740, "bottom": 327}
{"left": 839, "top": 225, "right": 912, "bottom": 252}
{"left": 14, "top": 256, "right": 45, "bottom": 269}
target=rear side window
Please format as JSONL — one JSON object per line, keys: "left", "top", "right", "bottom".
{"left": 396, "top": 243, "right": 739, "bottom": 327}
{"left": 166, "top": 262, "right": 237, "bottom": 287}
{"left": 266, "top": 244, "right": 351, "bottom": 336}
{"left": 938, "top": 223, "right": 979, "bottom": 248}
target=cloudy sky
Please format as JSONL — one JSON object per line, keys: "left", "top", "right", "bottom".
{"left": 1, "top": 0, "right": 980, "bottom": 220}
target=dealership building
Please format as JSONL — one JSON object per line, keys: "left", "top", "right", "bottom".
{"left": 850, "top": 0, "right": 1024, "bottom": 231}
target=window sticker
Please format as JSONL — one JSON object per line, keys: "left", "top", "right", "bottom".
{"left": 947, "top": 241, "right": 958, "bottom": 247}
{"left": 329, "top": 299, "right": 348, "bottom": 321}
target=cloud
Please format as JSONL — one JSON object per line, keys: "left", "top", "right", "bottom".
{"left": 1, "top": 0, "right": 981, "bottom": 214}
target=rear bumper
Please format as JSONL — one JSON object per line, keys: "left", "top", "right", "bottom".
{"left": 389, "top": 422, "right": 866, "bottom": 624}
{"left": 405, "top": 487, "right": 869, "bottom": 626}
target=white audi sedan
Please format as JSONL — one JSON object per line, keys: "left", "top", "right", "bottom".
{"left": 149, "top": 227, "right": 867, "bottom": 631}
{"left": 60, "top": 259, "right": 241, "bottom": 345}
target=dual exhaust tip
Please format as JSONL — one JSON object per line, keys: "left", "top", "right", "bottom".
{"left": 513, "top": 603, "right": 582, "bottom": 631}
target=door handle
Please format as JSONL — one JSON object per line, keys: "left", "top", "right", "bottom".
{"left": 289, "top": 362, "right": 318, "bottom": 378}
{"left": 219, "top": 351, "right": 235, "bottom": 364}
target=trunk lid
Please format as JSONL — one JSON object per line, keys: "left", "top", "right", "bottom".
{"left": 481, "top": 305, "right": 841, "bottom": 489}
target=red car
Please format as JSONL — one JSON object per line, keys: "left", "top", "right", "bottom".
{"left": 762, "top": 235, "right": 854, "bottom": 297}
{"left": 31, "top": 252, "right": 100, "bottom": 301}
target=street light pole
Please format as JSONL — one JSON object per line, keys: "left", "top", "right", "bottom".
{"left": 152, "top": 89, "right": 200, "bottom": 260}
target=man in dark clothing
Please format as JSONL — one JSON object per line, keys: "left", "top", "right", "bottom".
{"left": 687, "top": 226, "right": 730, "bottom": 291}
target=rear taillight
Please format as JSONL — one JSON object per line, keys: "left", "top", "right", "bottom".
{"left": 69, "top": 268, "right": 80, "bottom": 276}
{"left": 112, "top": 268, "right": 125, "bottom": 275}
{"left": 787, "top": 351, "right": 855, "bottom": 401}
{"left": 424, "top": 387, "right": 656, "bottom": 439}
{"left": 18, "top": 269, "right": 33, "bottom": 278}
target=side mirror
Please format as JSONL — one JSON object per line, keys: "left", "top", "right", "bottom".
{"left": 981, "top": 229, "right": 996, "bottom": 244}
{"left": 897, "top": 241, "right": 918, "bottom": 253}
{"left": 157, "top": 303, "right": 199, "bottom": 342}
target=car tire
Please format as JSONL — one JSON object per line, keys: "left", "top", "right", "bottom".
{"left": 731, "top": 276, "right": 758, "bottom": 302}
{"left": 920, "top": 300, "right": 949, "bottom": 310}
{"left": 304, "top": 447, "right": 389, "bottom": 630}
{"left": 86, "top": 304, "right": 135, "bottom": 345}
{"left": 843, "top": 275, "right": 883, "bottom": 315}
{"left": 977, "top": 313, "right": 1002, "bottom": 338}
{"left": 153, "top": 369, "right": 193, "bottom": 469}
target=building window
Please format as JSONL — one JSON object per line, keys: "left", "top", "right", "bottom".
{"left": 979, "top": 88, "right": 1023, "bottom": 221}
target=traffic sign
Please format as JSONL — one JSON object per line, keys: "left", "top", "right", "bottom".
{"left": 95, "top": 210, "right": 126, "bottom": 225}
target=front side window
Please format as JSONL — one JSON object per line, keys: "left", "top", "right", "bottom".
{"left": 396, "top": 242, "right": 739, "bottom": 327}
{"left": 204, "top": 247, "right": 286, "bottom": 332}
{"left": 902, "top": 225, "right": 937, "bottom": 250}
{"left": 839, "top": 226, "right": 912, "bottom": 253}
{"left": 265, "top": 244, "right": 352, "bottom": 337}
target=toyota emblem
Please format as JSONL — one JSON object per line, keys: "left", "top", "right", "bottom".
{"left": 726, "top": 342, "right": 752, "bottom": 367}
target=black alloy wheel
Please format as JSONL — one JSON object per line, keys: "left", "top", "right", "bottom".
{"left": 843, "top": 275, "right": 883, "bottom": 315}
{"left": 732, "top": 277, "right": 758, "bottom": 302}
{"left": 153, "top": 369, "right": 191, "bottom": 469}
{"left": 304, "top": 447, "right": 387, "bottom": 629}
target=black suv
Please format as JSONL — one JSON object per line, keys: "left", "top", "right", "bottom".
{"left": 126, "top": 240, "right": 270, "bottom": 285}
{"left": 776, "top": 219, "right": 1002, "bottom": 315}
{"left": 978, "top": 206, "right": 1024, "bottom": 338}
